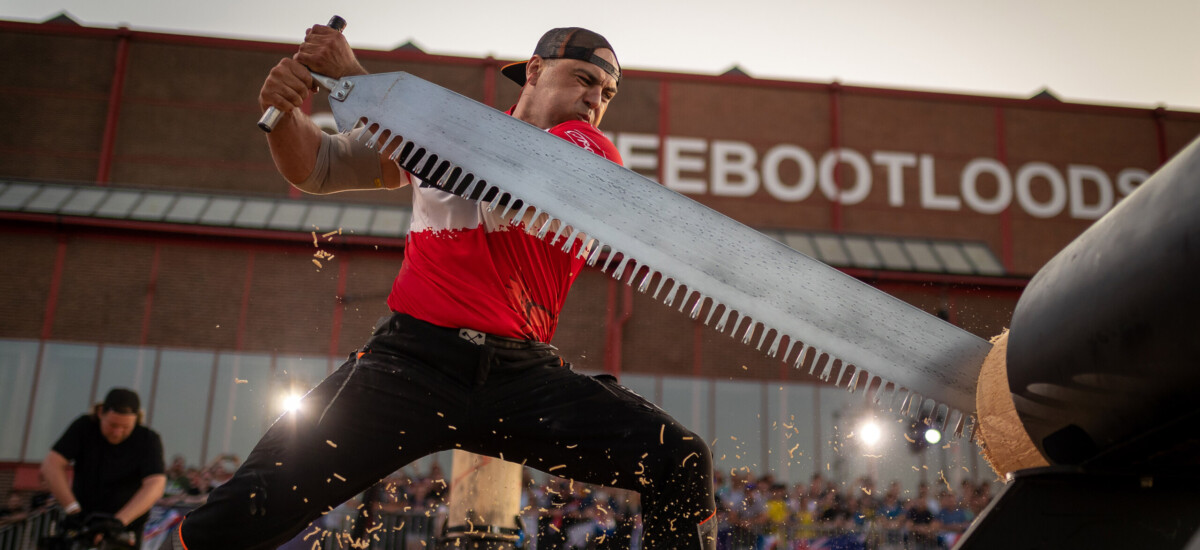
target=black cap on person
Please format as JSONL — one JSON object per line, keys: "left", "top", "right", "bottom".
{"left": 102, "top": 388, "right": 141, "bottom": 415}
{"left": 501, "top": 27, "right": 621, "bottom": 87}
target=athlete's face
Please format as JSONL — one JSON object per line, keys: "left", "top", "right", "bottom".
{"left": 99, "top": 410, "right": 137, "bottom": 445}
{"left": 522, "top": 51, "right": 618, "bottom": 129}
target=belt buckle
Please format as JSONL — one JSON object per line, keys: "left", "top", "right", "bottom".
{"left": 458, "top": 328, "right": 485, "bottom": 346}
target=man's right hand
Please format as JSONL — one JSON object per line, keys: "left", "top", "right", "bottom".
{"left": 60, "top": 511, "right": 85, "bottom": 535}
{"left": 258, "top": 57, "right": 316, "bottom": 114}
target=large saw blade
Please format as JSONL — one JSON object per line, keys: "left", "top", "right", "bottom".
{"left": 330, "top": 72, "right": 992, "bottom": 435}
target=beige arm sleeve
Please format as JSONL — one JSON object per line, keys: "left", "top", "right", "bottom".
{"left": 293, "top": 128, "right": 387, "bottom": 194}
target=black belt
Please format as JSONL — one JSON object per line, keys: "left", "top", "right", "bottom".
{"left": 454, "top": 327, "right": 554, "bottom": 350}
{"left": 376, "top": 313, "right": 556, "bottom": 351}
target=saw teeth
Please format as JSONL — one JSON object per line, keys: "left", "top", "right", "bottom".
{"left": 917, "top": 398, "right": 936, "bottom": 423}
{"left": 689, "top": 295, "right": 706, "bottom": 320}
{"left": 525, "top": 209, "right": 544, "bottom": 235}
{"left": 535, "top": 217, "right": 555, "bottom": 239}
{"left": 498, "top": 194, "right": 517, "bottom": 218}
{"left": 756, "top": 328, "right": 771, "bottom": 352}
{"left": 788, "top": 344, "right": 806, "bottom": 369}
{"left": 783, "top": 340, "right": 799, "bottom": 364}
{"left": 949, "top": 410, "right": 966, "bottom": 437}
{"left": 845, "top": 366, "right": 860, "bottom": 392}
{"left": 740, "top": 321, "right": 756, "bottom": 345}
{"left": 561, "top": 229, "right": 581, "bottom": 252}
{"left": 585, "top": 244, "right": 605, "bottom": 266}
{"left": 700, "top": 300, "right": 715, "bottom": 326}
{"left": 766, "top": 334, "right": 782, "bottom": 357}
{"left": 833, "top": 360, "right": 848, "bottom": 387}
{"left": 818, "top": 354, "right": 834, "bottom": 380}
{"left": 637, "top": 270, "right": 655, "bottom": 293}
{"left": 861, "top": 375, "right": 880, "bottom": 403}
{"left": 715, "top": 309, "right": 731, "bottom": 333}
{"left": 809, "top": 349, "right": 824, "bottom": 375}
{"left": 663, "top": 280, "right": 680, "bottom": 307}
{"left": 678, "top": 290, "right": 694, "bottom": 313}
{"left": 651, "top": 274, "right": 669, "bottom": 299}
{"left": 577, "top": 238, "right": 595, "bottom": 259}
{"left": 612, "top": 256, "right": 632, "bottom": 279}
{"left": 364, "top": 128, "right": 382, "bottom": 149}
{"left": 601, "top": 249, "right": 620, "bottom": 273}
{"left": 550, "top": 223, "right": 570, "bottom": 245}
{"left": 901, "top": 392, "right": 916, "bottom": 417}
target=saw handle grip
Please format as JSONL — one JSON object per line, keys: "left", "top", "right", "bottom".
{"left": 258, "top": 15, "right": 347, "bottom": 133}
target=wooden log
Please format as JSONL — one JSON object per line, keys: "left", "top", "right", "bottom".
{"left": 437, "top": 451, "right": 523, "bottom": 549}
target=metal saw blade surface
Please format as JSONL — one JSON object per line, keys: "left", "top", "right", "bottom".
{"left": 331, "top": 72, "right": 992, "bottom": 434}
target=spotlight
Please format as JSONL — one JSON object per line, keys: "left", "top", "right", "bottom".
{"left": 282, "top": 393, "right": 302, "bottom": 413}
{"left": 859, "top": 421, "right": 882, "bottom": 447}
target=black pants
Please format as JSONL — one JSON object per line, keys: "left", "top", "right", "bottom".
{"left": 179, "top": 313, "right": 716, "bottom": 549}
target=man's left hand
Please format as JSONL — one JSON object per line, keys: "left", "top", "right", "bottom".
{"left": 295, "top": 24, "right": 366, "bottom": 79}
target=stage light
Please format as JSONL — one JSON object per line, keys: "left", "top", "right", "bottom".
{"left": 859, "top": 420, "right": 882, "bottom": 447}
{"left": 283, "top": 393, "right": 302, "bottom": 413}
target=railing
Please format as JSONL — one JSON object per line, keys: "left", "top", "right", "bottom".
{"left": 0, "top": 508, "right": 58, "bottom": 550}
{"left": 2, "top": 505, "right": 965, "bottom": 550}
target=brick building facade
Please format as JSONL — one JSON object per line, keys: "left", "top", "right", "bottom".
{"left": 1, "top": 17, "right": 1197, "bottom": 486}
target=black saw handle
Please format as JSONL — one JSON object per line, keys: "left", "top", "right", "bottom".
{"left": 258, "top": 15, "right": 347, "bottom": 132}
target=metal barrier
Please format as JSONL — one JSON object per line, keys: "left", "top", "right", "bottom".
{"left": 0, "top": 508, "right": 59, "bottom": 550}
{"left": 318, "top": 510, "right": 445, "bottom": 550}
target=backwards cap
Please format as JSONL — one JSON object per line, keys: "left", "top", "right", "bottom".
{"left": 102, "top": 388, "right": 141, "bottom": 415}
{"left": 501, "top": 27, "right": 620, "bottom": 87}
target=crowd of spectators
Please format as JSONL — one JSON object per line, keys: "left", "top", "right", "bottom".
{"left": 298, "top": 464, "right": 994, "bottom": 550}
{"left": 3, "top": 454, "right": 993, "bottom": 550}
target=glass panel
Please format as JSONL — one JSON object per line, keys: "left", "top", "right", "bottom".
{"left": 27, "top": 343, "right": 99, "bottom": 461}
{"left": 812, "top": 235, "right": 849, "bottom": 266}
{"left": 96, "top": 346, "right": 156, "bottom": 406}
{"left": 932, "top": 242, "right": 973, "bottom": 274}
{"left": 712, "top": 380, "right": 763, "bottom": 476}
{"left": 338, "top": 206, "right": 374, "bottom": 234}
{"left": 304, "top": 205, "right": 342, "bottom": 232}
{"left": 151, "top": 349, "right": 214, "bottom": 465}
{"left": 660, "top": 376, "right": 709, "bottom": 443}
{"left": 234, "top": 200, "right": 275, "bottom": 228}
{"left": 874, "top": 239, "right": 914, "bottom": 271}
{"left": 783, "top": 233, "right": 817, "bottom": 258}
{"left": 903, "top": 241, "right": 944, "bottom": 272}
{"left": 962, "top": 243, "right": 1006, "bottom": 275}
{"left": 267, "top": 203, "right": 308, "bottom": 231}
{"left": 0, "top": 182, "right": 39, "bottom": 209}
{"left": 94, "top": 191, "right": 142, "bottom": 218}
{"left": 25, "top": 186, "right": 73, "bottom": 213}
{"left": 60, "top": 188, "right": 108, "bottom": 216}
{"left": 164, "top": 196, "right": 210, "bottom": 223}
{"left": 199, "top": 198, "right": 242, "bottom": 225}
{"left": 843, "top": 236, "right": 882, "bottom": 269}
{"left": 130, "top": 192, "right": 175, "bottom": 221}
{"left": 0, "top": 340, "right": 40, "bottom": 460}
{"left": 369, "top": 208, "right": 410, "bottom": 237}
{"left": 206, "top": 353, "right": 274, "bottom": 465}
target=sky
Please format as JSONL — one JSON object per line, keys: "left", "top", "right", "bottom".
{"left": 2, "top": 0, "right": 1198, "bottom": 111}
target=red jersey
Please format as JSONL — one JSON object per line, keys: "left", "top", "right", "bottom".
{"left": 387, "top": 120, "right": 623, "bottom": 342}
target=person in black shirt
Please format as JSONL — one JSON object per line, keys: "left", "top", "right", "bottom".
{"left": 41, "top": 388, "right": 166, "bottom": 548}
